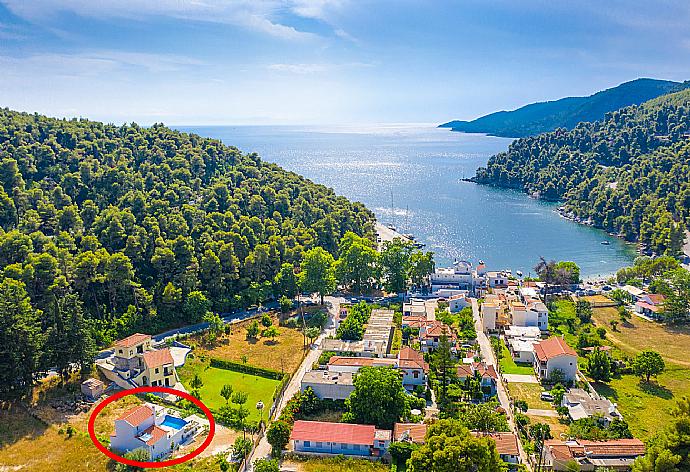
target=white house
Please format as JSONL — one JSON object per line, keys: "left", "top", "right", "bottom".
{"left": 448, "top": 294, "right": 470, "bottom": 313}
{"left": 480, "top": 300, "right": 499, "bottom": 331}
{"left": 301, "top": 371, "right": 354, "bottom": 401}
{"left": 291, "top": 421, "right": 391, "bottom": 457}
{"left": 397, "top": 346, "right": 428, "bottom": 390}
{"left": 508, "top": 338, "right": 538, "bottom": 364}
{"left": 543, "top": 438, "right": 645, "bottom": 471}
{"left": 533, "top": 337, "right": 578, "bottom": 383}
{"left": 635, "top": 294, "right": 666, "bottom": 319}
{"left": 487, "top": 271, "right": 509, "bottom": 289}
{"left": 510, "top": 301, "right": 548, "bottom": 331}
{"left": 110, "top": 404, "right": 197, "bottom": 460}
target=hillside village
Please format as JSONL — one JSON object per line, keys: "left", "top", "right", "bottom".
{"left": 5, "top": 227, "right": 689, "bottom": 472}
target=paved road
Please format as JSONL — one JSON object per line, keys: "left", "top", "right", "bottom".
{"left": 248, "top": 296, "right": 342, "bottom": 469}
{"left": 471, "top": 298, "right": 532, "bottom": 470}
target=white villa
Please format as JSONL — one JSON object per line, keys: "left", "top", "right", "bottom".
{"left": 110, "top": 403, "right": 199, "bottom": 460}
{"left": 533, "top": 337, "right": 578, "bottom": 383}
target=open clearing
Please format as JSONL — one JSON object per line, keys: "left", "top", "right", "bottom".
{"left": 506, "top": 382, "right": 552, "bottom": 411}
{"left": 591, "top": 305, "right": 690, "bottom": 367}
{"left": 190, "top": 314, "right": 308, "bottom": 374}
{"left": 178, "top": 358, "right": 281, "bottom": 421}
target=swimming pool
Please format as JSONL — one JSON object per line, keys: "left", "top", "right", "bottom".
{"left": 161, "top": 415, "right": 187, "bottom": 430}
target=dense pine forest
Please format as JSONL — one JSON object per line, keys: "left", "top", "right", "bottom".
{"left": 474, "top": 86, "right": 690, "bottom": 255}
{"left": 0, "top": 108, "right": 374, "bottom": 398}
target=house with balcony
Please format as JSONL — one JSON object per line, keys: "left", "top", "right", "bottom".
{"left": 533, "top": 337, "right": 578, "bottom": 384}
{"left": 110, "top": 403, "right": 199, "bottom": 460}
{"left": 457, "top": 362, "right": 498, "bottom": 399}
{"left": 290, "top": 420, "right": 391, "bottom": 457}
{"left": 96, "top": 333, "right": 181, "bottom": 391}
{"left": 397, "top": 346, "right": 428, "bottom": 390}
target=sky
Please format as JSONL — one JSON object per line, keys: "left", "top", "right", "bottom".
{"left": 1, "top": 0, "right": 690, "bottom": 125}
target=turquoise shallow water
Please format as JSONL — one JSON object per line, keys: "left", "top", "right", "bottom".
{"left": 177, "top": 124, "right": 635, "bottom": 277}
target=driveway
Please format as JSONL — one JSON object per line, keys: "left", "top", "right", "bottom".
{"left": 503, "top": 373, "right": 539, "bottom": 384}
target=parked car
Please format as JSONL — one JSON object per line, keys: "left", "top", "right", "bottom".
{"left": 540, "top": 392, "right": 554, "bottom": 402}
{"left": 602, "top": 285, "right": 613, "bottom": 292}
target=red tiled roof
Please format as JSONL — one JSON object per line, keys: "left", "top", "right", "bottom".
{"left": 420, "top": 321, "right": 456, "bottom": 339}
{"left": 534, "top": 337, "right": 577, "bottom": 362}
{"left": 393, "top": 423, "right": 427, "bottom": 443}
{"left": 646, "top": 294, "right": 665, "bottom": 305}
{"left": 118, "top": 405, "right": 153, "bottom": 427}
{"left": 398, "top": 346, "right": 428, "bottom": 371}
{"left": 636, "top": 301, "right": 662, "bottom": 313}
{"left": 472, "top": 432, "right": 519, "bottom": 455}
{"left": 291, "top": 420, "right": 375, "bottom": 445}
{"left": 328, "top": 356, "right": 396, "bottom": 368}
{"left": 139, "top": 425, "right": 167, "bottom": 446}
{"left": 545, "top": 439, "right": 645, "bottom": 460}
{"left": 457, "top": 362, "right": 497, "bottom": 380}
{"left": 115, "top": 333, "right": 151, "bottom": 348}
{"left": 579, "top": 439, "right": 646, "bottom": 456}
{"left": 142, "top": 348, "right": 174, "bottom": 368}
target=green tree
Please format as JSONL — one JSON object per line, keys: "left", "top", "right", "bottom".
{"left": 279, "top": 295, "right": 293, "bottom": 313}
{"left": 407, "top": 419, "right": 505, "bottom": 472}
{"left": 576, "top": 300, "right": 593, "bottom": 323}
{"left": 633, "top": 397, "right": 690, "bottom": 471}
{"left": 299, "top": 247, "right": 336, "bottom": 305}
{"left": 0, "top": 278, "right": 43, "bottom": 399}
{"left": 220, "top": 384, "right": 234, "bottom": 404}
{"left": 113, "top": 448, "right": 150, "bottom": 472}
{"left": 274, "top": 263, "right": 298, "bottom": 298}
{"left": 246, "top": 320, "right": 260, "bottom": 339}
{"left": 203, "top": 311, "right": 224, "bottom": 342}
{"left": 45, "top": 292, "right": 95, "bottom": 379}
{"left": 432, "top": 334, "right": 457, "bottom": 412}
{"left": 232, "top": 436, "right": 252, "bottom": 460}
{"left": 662, "top": 268, "right": 690, "bottom": 323}
{"left": 253, "top": 458, "right": 280, "bottom": 472}
{"left": 343, "top": 366, "right": 409, "bottom": 429}
{"left": 305, "top": 326, "right": 320, "bottom": 345}
{"left": 379, "top": 239, "right": 412, "bottom": 294}
{"left": 588, "top": 348, "right": 612, "bottom": 382}
{"left": 232, "top": 390, "right": 250, "bottom": 439}
{"left": 266, "top": 420, "right": 292, "bottom": 456}
{"left": 261, "top": 313, "right": 273, "bottom": 327}
{"left": 335, "top": 231, "right": 378, "bottom": 294}
{"left": 409, "top": 250, "right": 435, "bottom": 292}
{"left": 262, "top": 324, "right": 280, "bottom": 342}
{"left": 633, "top": 350, "right": 666, "bottom": 383}
{"left": 184, "top": 291, "right": 211, "bottom": 323}
{"left": 189, "top": 373, "right": 203, "bottom": 396}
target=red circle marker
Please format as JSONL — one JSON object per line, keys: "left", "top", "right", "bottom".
{"left": 87, "top": 386, "right": 216, "bottom": 468}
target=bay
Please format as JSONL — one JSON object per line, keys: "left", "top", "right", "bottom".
{"left": 177, "top": 124, "right": 635, "bottom": 278}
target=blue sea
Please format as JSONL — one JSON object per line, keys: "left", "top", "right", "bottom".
{"left": 177, "top": 124, "right": 635, "bottom": 278}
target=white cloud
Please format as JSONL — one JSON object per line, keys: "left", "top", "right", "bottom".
{"left": 267, "top": 61, "right": 372, "bottom": 74}
{"left": 0, "top": 0, "right": 338, "bottom": 40}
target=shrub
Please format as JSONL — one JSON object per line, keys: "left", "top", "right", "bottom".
{"left": 210, "top": 358, "right": 284, "bottom": 380}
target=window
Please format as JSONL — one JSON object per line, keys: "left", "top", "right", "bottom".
{"left": 316, "top": 442, "right": 322, "bottom": 448}
{"left": 413, "top": 371, "right": 419, "bottom": 378}
{"left": 155, "top": 368, "right": 159, "bottom": 374}
{"left": 304, "top": 441, "right": 310, "bottom": 447}
{"left": 343, "top": 443, "right": 349, "bottom": 449}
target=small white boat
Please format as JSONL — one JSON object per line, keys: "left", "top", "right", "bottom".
{"left": 601, "top": 241, "right": 610, "bottom": 245}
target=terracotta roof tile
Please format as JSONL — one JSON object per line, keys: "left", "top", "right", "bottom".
{"left": 118, "top": 405, "right": 153, "bottom": 427}
{"left": 142, "top": 348, "right": 174, "bottom": 368}
{"left": 646, "top": 294, "right": 665, "bottom": 305}
{"left": 393, "top": 423, "right": 427, "bottom": 443}
{"left": 115, "top": 333, "right": 151, "bottom": 348}
{"left": 472, "top": 432, "right": 519, "bottom": 455}
{"left": 534, "top": 337, "right": 577, "bottom": 362}
{"left": 291, "top": 420, "right": 376, "bottom": 445}
{"left": 139, "top": 425, "right": 167, "bottom": 446}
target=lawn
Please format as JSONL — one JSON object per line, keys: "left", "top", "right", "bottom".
{"left": 498, "top": 340, "right": 534, "bottom": 375}
{"left": 526, "top": 413, "right": 569, "bottom": 438}
{"left": 591, "top": 306, "right": 690, "bottom": 366}
{"left": 506, "top": 382, "right": 552, "bottom": 411}
{"left": 178, "top": 358, "right": 281, "bottom": 422}
{"left": 592, "top": 366, "right": 690, "bottom": 440}
{"left": 190, "top": 314, "right": 308, "bottom": 374}
{"left": 283, "top": 457, "right": 390, "bottom": 472}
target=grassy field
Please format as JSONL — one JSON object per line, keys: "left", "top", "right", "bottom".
{"left": 191, "top": 314, "right": 308, "bottom": 374}
{"left": 587, "top": 304, "right": 690, "bottom": 439}
{"left": 283, "top": 457, "right": 390, "bottom": 472}
{"left": 178, "top": 358, "right": 281, "bottom": 421}
{"left": 591, "top": 306, "right": 690, "bottom": 366}
{"left": 498, "top": 340, "right": 534, "bottom": 375}
{"left": 506, "top": 382, "right": 552, "bottom": 411}
{"left": 526, "top": 413, "right": 569, "bottom": 438}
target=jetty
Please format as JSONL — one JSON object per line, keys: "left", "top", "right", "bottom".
{"left": 375, "top": 222, "right": 412, "bottom": 250}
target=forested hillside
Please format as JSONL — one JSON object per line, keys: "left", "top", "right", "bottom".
{"left": 0, "top": 108, "right": 374, "bottom": 397}
{"left": 440, "top": 78, "right": 680, "bottom": 137}
{"left": 473, "top": 87, "right": 690, "bottom": 255}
